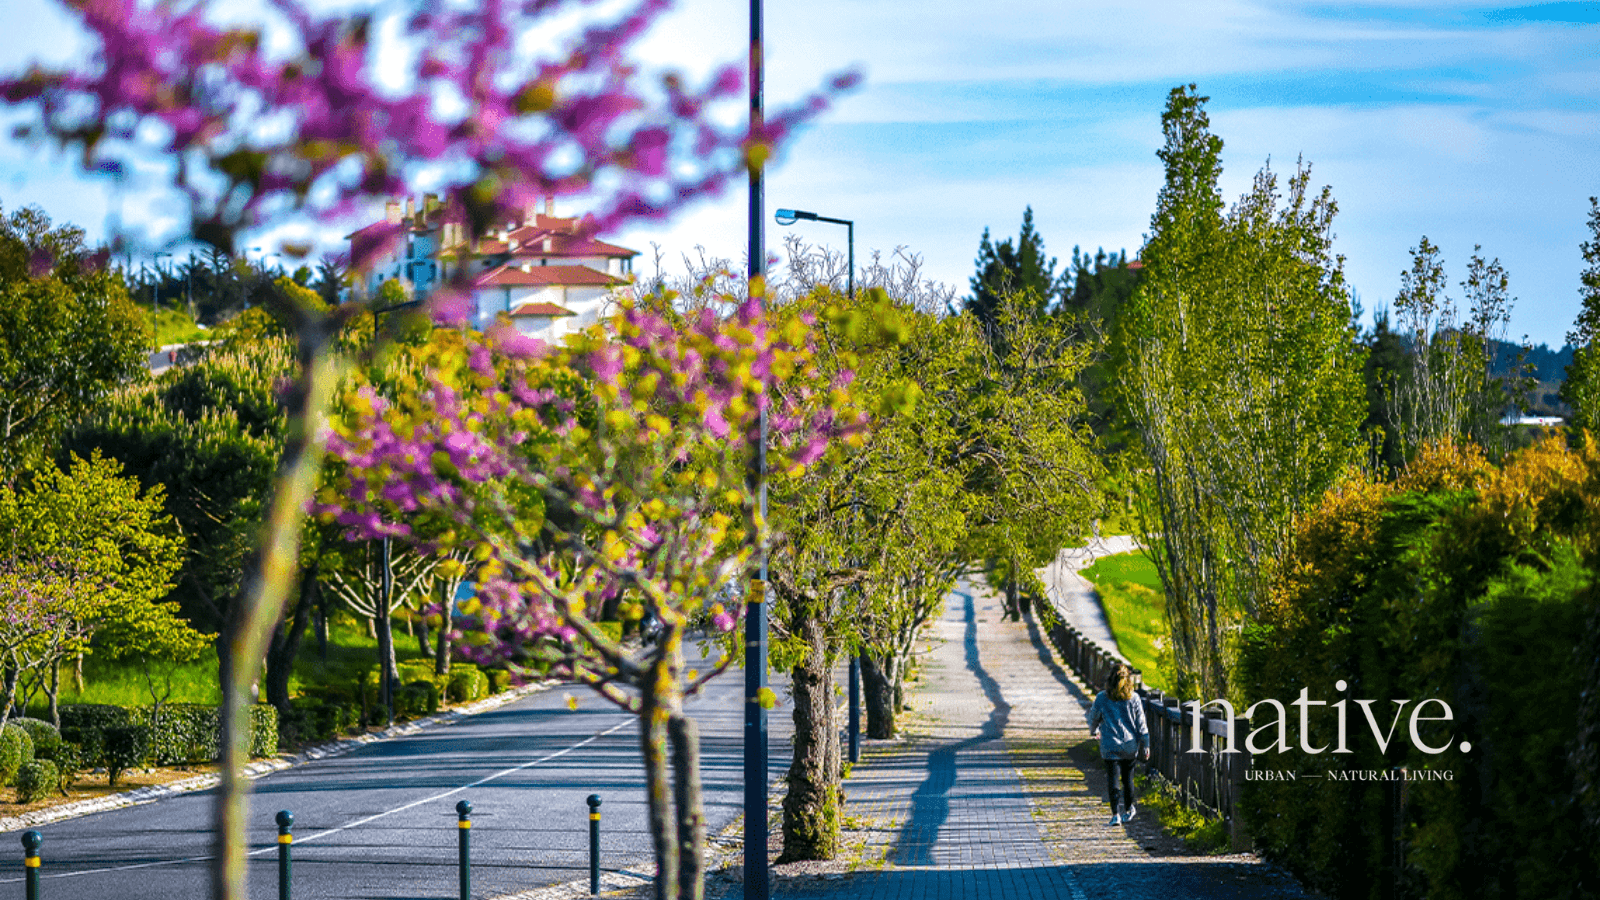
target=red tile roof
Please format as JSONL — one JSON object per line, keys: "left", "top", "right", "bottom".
{"left": 474, "top": 264, "right": 627, "bottom": 287}
{"left": 510, "top": 302, "right": 578, "bottom": 318}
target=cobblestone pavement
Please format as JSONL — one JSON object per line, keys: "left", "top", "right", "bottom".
{"left": 744, "top": 576, "right": 1310, "bottom": 900}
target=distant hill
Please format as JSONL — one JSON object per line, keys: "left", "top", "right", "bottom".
{"left": 1488, "top": 339, "right": 1574, "bottom": 416}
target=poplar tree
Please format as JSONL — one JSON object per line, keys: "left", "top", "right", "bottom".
{"left": 1116, "top": 85, "right": 1364, "bottom": 700}
{"left": 1562, "top": 198, "right": 1600, "bottom": 430}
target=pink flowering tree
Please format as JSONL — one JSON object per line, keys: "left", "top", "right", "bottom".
{"left": 321, "top": 299, "right": 859, "bottom": 900}
{"left": 1, "top": 2, "right": 852, "bottom": 897}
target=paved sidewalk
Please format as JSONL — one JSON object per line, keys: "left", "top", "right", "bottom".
{"left": 752, "top": 576, "right": 1308, "bottom": 900}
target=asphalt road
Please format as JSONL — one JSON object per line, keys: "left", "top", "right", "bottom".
{"left": 3, "top": 654, "right": 792, "bottom": 900}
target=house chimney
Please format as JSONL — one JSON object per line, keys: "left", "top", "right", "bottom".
{"left": 543, "top": 236, "right": 553, "bottom": 253}
{"left": 543, "top": 195, "right": 553, "bottom": 216}
{"left": 404, "top": 197, "right": 414, "bottom": 220}
{"left": 385, "top": 200, "right": 401, "bottom": 224}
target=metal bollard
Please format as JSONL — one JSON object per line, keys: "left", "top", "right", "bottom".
{"left": 586, "top": 794, "right": 602, "bottom": 896}
{"left": 456, "top": 800, "right": 472, "bottom": 900}
{"left": 22, "top": 831, "right": 41, "bottom": 900}
{"left": 276, "top": 810, "right": 294, "bottom": 900}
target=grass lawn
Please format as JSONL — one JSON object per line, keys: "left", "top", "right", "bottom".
{"left": 155, "top": 307, "right": 210, "bottom": 346}
{"left": 30, "top": 610, "right": 437, "bottom": 715}
{"left": 1079, "top": 549, "right": 1172, "bottom": 692}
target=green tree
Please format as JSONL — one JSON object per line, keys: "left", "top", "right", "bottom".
{"left": 0, "top": 203, "right": 148, "bottom": 475}
{"left": 967, "top": 207, "right": 1062, "bottom": 342}
{"left": 1561, "top": 198, "right": 1600, "bottom": 430}
{"left": 1115, "top": 85, "right": 1365, "bottom": 700}
{"left": 0, "top": 451, "right": 188, "bottom": 725}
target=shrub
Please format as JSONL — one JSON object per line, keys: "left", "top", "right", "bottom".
{"left": 52, "top": 743, "right": 81, "bottom": 795}
{"left": 139, "top": 704, "right": 221, "bottom": 765}
{"left": 249, "top": 704, "right": 278, "bottom": 758}
{"left": 447, "top": 665, "right": 489, "bottom": 703}
{"left": 15, "top": 719, "right": 62, "bottom": 761}
{"left": 104, "top": 724, "right": 151, "bottom": 787}
{"left": 14, "top": 760, "right": 58, "bottom": 804}
{"left": 0, "top": 724, "right": 34, "bottom": 785}
{"left": 487, "top": 669, "right": 513, "bottom": 694}
{"left": 396, "top": 680, "right": 439, "bottom": 719}
{"left": 60, "top": 704, "right": 135, "bottom": 767}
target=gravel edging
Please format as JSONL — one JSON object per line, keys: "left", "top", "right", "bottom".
{"left": 0, "top": 680, "right": 555, "bottom": 834}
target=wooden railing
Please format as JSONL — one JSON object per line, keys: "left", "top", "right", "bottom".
{"left": 1042, "top": 616, "right": 1253, "bottom": 851}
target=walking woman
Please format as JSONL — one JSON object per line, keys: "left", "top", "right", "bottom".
{"left": 1087, "top": 663, "right": 1149, "bottom": 825}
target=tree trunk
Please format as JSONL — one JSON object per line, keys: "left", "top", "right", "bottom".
{"left": 860, "top": 652, "right": 897, "bottom": 739}
{"left": 315, "top": 584, "right": 328, "bottom": 663}
{"left": 669, "top": 712, "right": 705, "bottom": 900}
{"left": 779, "top": 610, "right": 840, "bottom": 861}
{"left": 434, "top": 579, "right": 453, "bottom": 677}
{"left": 416, "top": 608, "right": 433, "bottom": 659}
{"left": 640, "top": 682, "right": 679, "bottom": 900}
{"left": 47, "top": 663, "right": 60, "bottom": 729}
{"left": 1004, "top": 570, "right": 1021, "bottom": 621}
{"left": 265, "top": 562, "right": 318, "bottom": 716}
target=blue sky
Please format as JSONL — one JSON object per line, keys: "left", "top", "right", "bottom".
{"left": 3, "top": 0, "right": 1597, "bottom": 347}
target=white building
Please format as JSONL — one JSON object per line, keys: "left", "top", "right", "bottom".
{"left": 349, "top": 195, "right": 637, "bottom": 339}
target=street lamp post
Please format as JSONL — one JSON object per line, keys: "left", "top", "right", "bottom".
{"left": 773, "top": 209, "right": 853, "bottom": 302}
{"left": 371, "top": 296, "right": 424, "bottom": 728}
{"left": 773, "top": 207, "right": 860, "bottom": 764}
{"left": 745, "top": 0, "right": 769, "bottom": 896}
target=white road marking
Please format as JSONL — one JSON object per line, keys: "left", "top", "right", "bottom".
{"left": 8, "top": 717, "right": 633, "bottom": 883}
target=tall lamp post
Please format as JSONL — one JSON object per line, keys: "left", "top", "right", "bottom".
{"left": 773, "top": 209, "right": 853, "bottom": 304}
{"left": 773, "top": 207, "right": 860, "bottom": 765}
{"left": 371, "top": 295, "right": 423, "bottom": 727}
{"left": 745, "top": 0, "right": 769, "bottom": 896}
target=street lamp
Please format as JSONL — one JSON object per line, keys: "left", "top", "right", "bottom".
{"left": 371, "top": 296, "right": 425, "bottom": 728}
{"left": 774, "top": 206, "right": 860, "bottom": 764}
{"left": 746, "top": 0, "right": 769, "bottom": 897}
{"left": 773, "top": 209, "right": 853, "bottom": 301}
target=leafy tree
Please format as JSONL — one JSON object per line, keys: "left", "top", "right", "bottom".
{"left": 3, "top": 0, "right": 850, "bottom": 895}
{"left": 0, "top": 203, "right": 147, "bottom": 475}
{"left": 1115, "top": 85, "right": 1365, "bottom": 700}
{"left": 324, "top": 304, "right": 856, "bottom": 899}
{"left": 1389, "top": 239, "right": 1527, "bottom": 460}
{"left": 0, "top": 452, "right": 188, "bottom": 726}
{"left": 967, "top": 207, "right": 1063, "bottom": 342}
{"left": 1562, "top": 198, "right": 1600, "bottom": 430}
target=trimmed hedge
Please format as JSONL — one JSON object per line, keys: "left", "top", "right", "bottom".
{"left": 15, "top": 719, "right": 62, "bottom": 761}
{"left": 59, "top": 703, "right": 279, "bottom": 767}
{"left": 104, "top": 724, "right": 149, "bottom": 786}
{"left": 0, "top": 723, "right": 35, "bottom": 785}
{"left": 446, "top": 665, "right": 489, "bottom": 704}
{"left": 14, "top": 759, "right": 58, "bottom": 803}
{"left": 60, "top": 704, "right": 133, "bottom": 767}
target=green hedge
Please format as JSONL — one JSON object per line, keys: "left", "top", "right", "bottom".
{"left": 14, "top": 759, "right": 58, "bottom": 803}
{"left": 446, "top": 665, "right": 489, "bottom": 703}
{"left": 59, "top": 703, "right": 278, "bottom": 767}
{"left": 0, "top": 724, "right": 34, "bottom": 785}
{"left": 14, "top": 719, "right": 61, "bottom": 761}
{"left": 104, "top": 724, "right": 149, "bottom": 786}
{"left": 1238, "top": 442, "right": 1600, "bottom": 900}
{"left": 60, "top": 704, "right": 134, "bottom": 767}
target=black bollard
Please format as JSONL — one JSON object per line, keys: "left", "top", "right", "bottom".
{"left": 456, "top": 800, "right": 472, "bottom": 900}
{"left": 276, "top": 810, "right": 294, "bottom": 900}
{"left": 22, "top": 831, "right": 41, "bottom": 900}
{"left": 587, "top": 794, "right": 602, "bottom": 895}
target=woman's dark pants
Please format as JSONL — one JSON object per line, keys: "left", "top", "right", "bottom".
{"left": 1105, "top": 757, "right": 1135, "bottom": 809}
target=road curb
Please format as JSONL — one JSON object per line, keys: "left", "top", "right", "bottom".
{"left": 0, "top": 680, "right": 555, "bottom": 834}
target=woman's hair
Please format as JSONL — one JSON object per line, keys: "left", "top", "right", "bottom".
{"left": 1105, "top": 664, "right": 1135, "bottom": 701}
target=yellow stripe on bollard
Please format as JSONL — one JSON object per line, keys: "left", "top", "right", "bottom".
{"left": 24, "top": 857, "right": 39, "bottom": 868}
{"left": 458, "top": 820, "right": 471, "bottom": 829}
{"left": 748, "top": 581, "right": 765, "bottom": 603}
{"left": 590, "top": 813, "right": 601, "bottom": 821}
{"left": 278, "top": 834, "right": 293, "bottom": 845}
